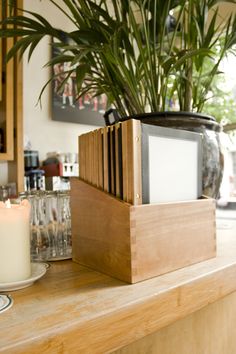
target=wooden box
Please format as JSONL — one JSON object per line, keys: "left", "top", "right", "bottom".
{"left": 71, "top": 178, "right": 216, "bottom": 284}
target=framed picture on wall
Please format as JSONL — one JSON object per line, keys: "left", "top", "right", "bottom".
{"left": 51, "top": 36, "right": 105, "bottom": 127}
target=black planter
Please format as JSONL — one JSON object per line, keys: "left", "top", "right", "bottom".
{"left": 105, "top": 110, "right": 223, "bottom": 199}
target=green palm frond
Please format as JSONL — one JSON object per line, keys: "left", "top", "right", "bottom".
{"left": 1, "top": 0, "right": 236, "bottom": 115}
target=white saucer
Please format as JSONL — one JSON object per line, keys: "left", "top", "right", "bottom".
{"left": 0, "top": 295, "right": 13, "bottom": 313}
{"left": 0, "top": 263, "right": 48, "bottom": 292}
{"left": 47, "top": 255, "right": 72, "bottom": 262}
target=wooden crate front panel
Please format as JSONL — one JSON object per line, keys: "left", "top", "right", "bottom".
{"left": 71, "top": 179, "right": 216, "bottom": 283}
{"left": 130, "top": 199, "right": 216, "bottom": 283}
{"left": 71, "top": 178, "right": 133, "bottom": 283}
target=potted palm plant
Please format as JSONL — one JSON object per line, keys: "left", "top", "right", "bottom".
{"left": 1, "top": 0, "right": 236, "bottom": 197}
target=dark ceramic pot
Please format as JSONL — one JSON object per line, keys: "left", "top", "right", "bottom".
{"left": 105, "top": 110, "right": 224, "bottom": 198}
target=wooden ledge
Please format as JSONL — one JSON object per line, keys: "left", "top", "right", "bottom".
{"left": 0, "top": 221, "right": 236, "bottom": 353}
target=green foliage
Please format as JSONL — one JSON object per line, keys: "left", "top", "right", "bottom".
{"left": 203, "top": 64, "right": 236, "bottom": 125}
{"left": 1, "top": 0, "right": 236, "bottom": 117}
{"left": 172, "top": 0, "right": 236, "bottom": 113}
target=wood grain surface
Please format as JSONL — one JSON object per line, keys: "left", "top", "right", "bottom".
{"left": 8, "top": 0, "right": 24, "bottom": 192}
{"left": 0, "top": 218, "right": 236, "bottom": 353}
{"left": 121, "top": 120, "right": 142, "bottom": 205}
{"left": 130, "top": 197, "right": 216, "bottom": 282}
{"left": 0, "top": 4, "right": 14, "bottom": 161}
{"left": 115, "top": 290, "right": 236, "bottom": 354}
{"left": 71, "top": 178, "right": 132, "bottom": 283}
{"left": 0, "top": 1, "right": 24, "bottom": 192}
{"left": 78, "top": 119, "right": 141, "bottom": 204}
{"left": 71, "top": 178, "right": 216, "bottom": 283}
{"left": 97, "top": 128, "right": 104, "bottom": 189}
{"left": 103, "top": 126, "right": 109, "bottom": 192}
{"left": 0, "top": 3, "right": 2, "bottom": 102}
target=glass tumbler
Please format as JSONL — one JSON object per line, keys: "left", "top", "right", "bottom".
{"left": 30, "top": 191, "right": 50, "bottom": 261}
{"left": 19, "top": 190, "right": 72, "bottom": 261}
{"left": 56, "top": 191, "right": 72, "bottom": 258}
{"left": 45, "top": 191, "right": 58, "bottom": 258}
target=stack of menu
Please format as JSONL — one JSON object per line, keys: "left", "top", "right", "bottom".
{"left": 79, "top": 119, "right": 142, "bottom": 206}
{"left": 79, "top": 119, "right": 203, "bottom": 205}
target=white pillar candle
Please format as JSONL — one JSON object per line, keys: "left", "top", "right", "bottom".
{"left": 0, "top": 199, "right": 31, "bottom": 283}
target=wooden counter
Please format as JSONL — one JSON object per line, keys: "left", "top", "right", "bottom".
{"left": 1, "top": 219, "right": 236, "bottom": 354}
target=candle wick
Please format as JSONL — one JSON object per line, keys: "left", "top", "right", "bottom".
{"left": 5, "top": 199, "right": 11, "bottom": 209}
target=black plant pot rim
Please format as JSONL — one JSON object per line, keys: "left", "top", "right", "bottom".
{"left": 126, "top": 111, "right": 216, "bottom": 122}
{"left": 127, "top": 111, "right": 221, "bottom": 130}
{"left": 104, "top": 109, "right": 219, "bottom": 127}
{"left": 128, "top": 112, "right": 221, "bottom": 132}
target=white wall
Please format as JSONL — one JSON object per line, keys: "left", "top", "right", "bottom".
{"left": 23, "top": 0, "right": 97, "bottom": 162}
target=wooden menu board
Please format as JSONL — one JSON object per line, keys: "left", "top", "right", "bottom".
{"left": 78, "top": 119, "right": 142, "bottom": 205}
